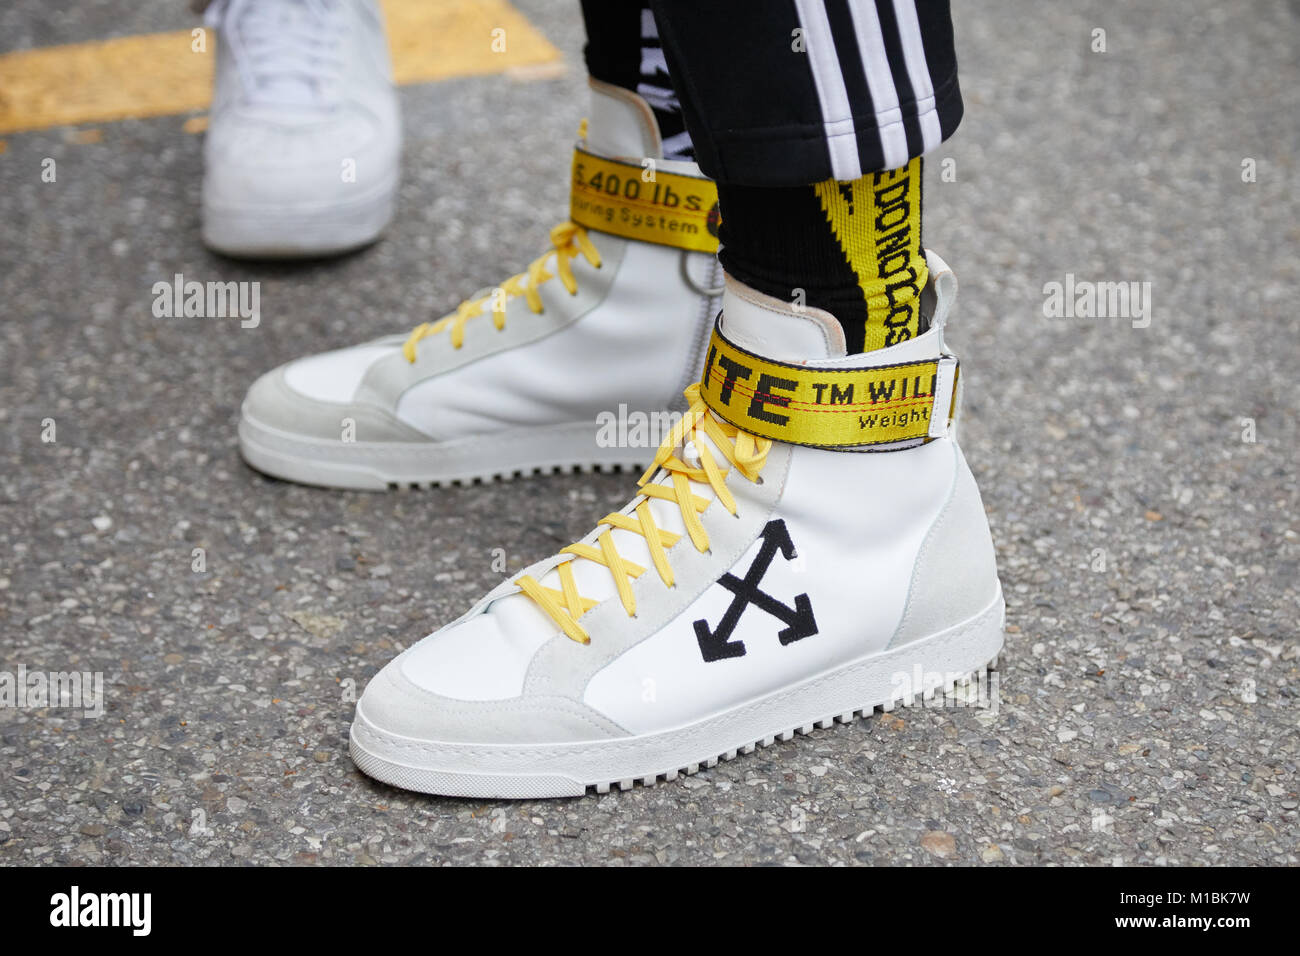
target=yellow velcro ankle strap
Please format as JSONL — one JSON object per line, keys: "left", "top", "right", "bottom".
{"left": 698, "top": 322, "right": 960, "bottom": 449}
{"left": 569, "top": 146, "right": 720, "bottom": 254}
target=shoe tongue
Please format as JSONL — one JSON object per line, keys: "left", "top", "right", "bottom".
{"left": 230, "top": 0, "right": 337, "bottom": 109}
{"left": 584, "top": 81, "right": 662, "bottom": 160}
{"left": 717, "top": 276, "right": 847, "bottom": 363}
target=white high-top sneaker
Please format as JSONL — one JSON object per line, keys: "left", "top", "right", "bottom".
{"left": 202, "top": 0, "right": 401, "bottom": 257}
{"left": 238, "top": 81, "right": 724, "bottom": 488}
{"left": 348, "top": 251, "right": 1005, "bottom": 798}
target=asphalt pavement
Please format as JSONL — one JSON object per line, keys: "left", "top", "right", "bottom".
{"left": 0, "top": 0, "right": 1296, "bottom": 865}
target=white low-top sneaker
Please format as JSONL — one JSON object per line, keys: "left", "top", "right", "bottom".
{"left": 349, "top": 250, "right": 1005, "bottom": 798}
{"left": 202, "top": 0, "right": 401, "bottom": 257}
{"left": 238, "top": 81, "right": 725, "bottom": 488}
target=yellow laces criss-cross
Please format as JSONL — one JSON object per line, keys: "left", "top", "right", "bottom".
{"left": 515, "top": 384, "right": 772, "bottom": 645}
{"left": 401, "top": 222, "right": 602, "bottom": 360}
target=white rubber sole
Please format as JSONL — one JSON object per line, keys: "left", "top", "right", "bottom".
{"left": 239, "top": 412, "right": 653, "bottom": 490}
{"left": 202, "top": 178, "right": 397, "bottom": 259}
{"left": 348, "top": 589, "right": 1006, "bottom": 799}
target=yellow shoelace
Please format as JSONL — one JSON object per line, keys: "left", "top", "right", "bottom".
{"left": 401, "top": 222, "right": 602, "bottom": 360}
{"left": 516, "top": 384, "right": 772, "bottom": 644}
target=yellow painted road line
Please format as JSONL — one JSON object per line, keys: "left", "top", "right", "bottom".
{"left": 0, "top": 0, "right": 561, "bottom": 136}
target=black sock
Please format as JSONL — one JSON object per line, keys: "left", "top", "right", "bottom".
{"left": 717, "top": 159, "right": 928, "bottom": 354}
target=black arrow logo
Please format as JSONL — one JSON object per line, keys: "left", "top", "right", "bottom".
{"left": 693, "top": 519, "right": 819, "bottom": 663}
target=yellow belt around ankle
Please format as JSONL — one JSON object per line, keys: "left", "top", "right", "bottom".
{"left": 569, "top": 146, "right": 720, "bottom": 254}
{"left": 698, "top": 322, "right": 960, "bottom": 448}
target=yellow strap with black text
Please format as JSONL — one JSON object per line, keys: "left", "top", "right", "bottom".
{"left": 698, "top": 323, "right": 959, "bottom": 448}
{"left": 570, "top": 146, "right": 720, "bottom": 254}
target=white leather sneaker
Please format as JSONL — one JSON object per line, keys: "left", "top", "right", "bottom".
{"left": 349, "top": 251, "right": 1005, "bottom": 798}
{"left": 201, "top": 0, "right": 401, "bottom": 257}
{"left": 238, "top": 81, "right": 724, "bottom": 488}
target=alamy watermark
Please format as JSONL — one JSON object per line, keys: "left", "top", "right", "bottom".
{"left": 50, "top": 886, "right": 150, "bottom": 936}
{"left": 888, "top": 663, "right": 999, "bottom": 712}
{"left": 0, "top": 665, "right": 105, "bottom": 718}
{"left": 596, "top": 404, "right": 685, "bottom": 448}
{"left": 151, "top": 273, "right": 260, "bottom": 328}
{"left": 1042, "top": 273, "right": 1151, "bottom": 328}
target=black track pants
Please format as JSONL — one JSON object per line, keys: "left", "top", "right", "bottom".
{"left": 582, "top": 0, "right": 963, "bottom": 186}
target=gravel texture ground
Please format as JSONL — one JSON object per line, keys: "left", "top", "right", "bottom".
{"left": 0, "top": 0, "right": 1296, "bottom": 865}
